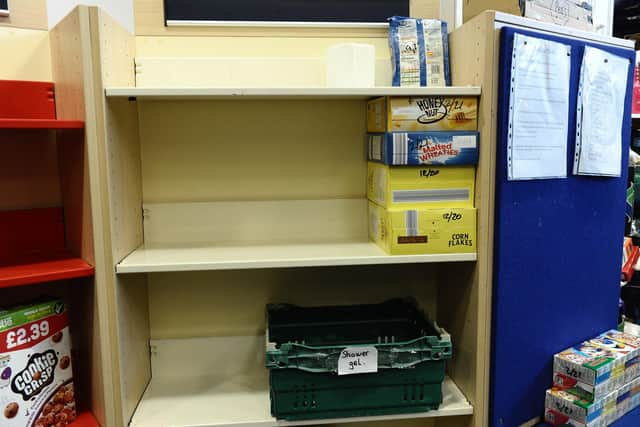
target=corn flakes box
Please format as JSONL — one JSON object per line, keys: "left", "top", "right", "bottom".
{"left": 367, "top": 96, "right": 478, "bottom": 133}
{"left": 367, "top": 162, "right": 475, "bottom": 209}
{"left": 368, "top": 202, "right": 476, "bottom": 255}
{"left": 367, "top": 131, "right": 479, "bottom": 166}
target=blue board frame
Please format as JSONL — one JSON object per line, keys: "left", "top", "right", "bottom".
{"left": 491, "top": 27, "right": 636, "bottom": 426}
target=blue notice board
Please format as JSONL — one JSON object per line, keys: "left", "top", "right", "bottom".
{"left": 491, "top": 27, "right": 636, "bottom": 426}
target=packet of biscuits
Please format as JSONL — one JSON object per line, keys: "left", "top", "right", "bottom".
{"left": 0, "top": 300, "right": 76, "bottom": 427}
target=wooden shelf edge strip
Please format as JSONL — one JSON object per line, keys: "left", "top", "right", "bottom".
{"left": 105, "top": 86, "right": 482, "bottom": 98}
{"left": 116, "top": 250, "right": 477, "bottom": 274}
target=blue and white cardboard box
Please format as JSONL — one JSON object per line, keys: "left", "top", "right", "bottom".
{"left": 367, "top": 131, "right": 479, "bottom": 166}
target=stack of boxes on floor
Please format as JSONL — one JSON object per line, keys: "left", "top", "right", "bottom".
{"left": 366, "top": 95, "right": 479, "bottom": 255}
{"left": 546, "top": 330, "right": 640, "bottom": 426}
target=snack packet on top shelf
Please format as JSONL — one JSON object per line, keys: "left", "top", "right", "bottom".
{"left": 388, "top": 16, "right": 450, "bottom": 87}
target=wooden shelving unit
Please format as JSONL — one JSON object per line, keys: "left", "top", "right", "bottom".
{"left": 49, "top": 5, "right": 500, "bottom": 427}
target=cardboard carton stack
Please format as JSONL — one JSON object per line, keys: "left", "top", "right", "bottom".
{"left": 366, "top": 96, "right": 479, "bottom": 255}
{"left": 545, "top": 330, "right": 640, "bottom": 426}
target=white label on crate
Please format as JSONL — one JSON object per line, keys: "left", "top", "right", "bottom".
{"left": 338, "top": 347, "right": 378, "bottom": 376}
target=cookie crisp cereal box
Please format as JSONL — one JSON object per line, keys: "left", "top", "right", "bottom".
{"left": 0, "top": 300, "right": 76, "bottom": 427}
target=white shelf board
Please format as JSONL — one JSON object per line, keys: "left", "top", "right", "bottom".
{"left": 633, "top": 114, "right": 640, "bottom": 120}
{"left": 116, "top": 241, "right": 477, "bottom": 273}
{"left": 104, "top": 86, "right": 481, "bottom": 100}
{"left": 129, "top": 375, "right": 472, "bottom": 427}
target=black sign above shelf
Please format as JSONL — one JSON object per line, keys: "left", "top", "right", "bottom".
{"left": 0, "top": 0, "right": 8, "bottom": 15}
{"left": 164, "top": 0, "right": 410, "bottom": 25}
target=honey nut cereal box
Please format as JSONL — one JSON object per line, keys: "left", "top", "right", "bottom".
{"left": 367, "top": 96, "right": 478, "bottom": 133}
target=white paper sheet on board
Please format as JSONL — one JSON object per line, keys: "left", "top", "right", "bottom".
{"left": 507, "top": 33, "right": 572, "bottom": 181}
{"left": 573, "top": 46, "right": 629, "bottom": 177}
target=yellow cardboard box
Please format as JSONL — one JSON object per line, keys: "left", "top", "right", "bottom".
{"left": 369, "top": 202, "right": 477, "bottom": 255}
{"left": 367, "top": 96, "right": 478, "bottom": 132}
{"left": 367, "top": 162, "right": 475, "bottom": 209}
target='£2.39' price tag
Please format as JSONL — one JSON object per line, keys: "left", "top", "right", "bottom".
{"left": 338, "top": 346, "right": 378, "bottom": 376}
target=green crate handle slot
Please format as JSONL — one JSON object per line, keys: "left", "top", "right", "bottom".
{"left": 266, "top": 328, "right": 452, "bottom": 373}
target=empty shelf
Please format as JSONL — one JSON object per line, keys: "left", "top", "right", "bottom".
{"left": 116, "top": 242, "right": 477, "bottom": 273}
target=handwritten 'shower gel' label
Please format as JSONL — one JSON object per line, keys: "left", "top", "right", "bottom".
{"left": 338, "top": 347, "right": 378, "bottom": 376}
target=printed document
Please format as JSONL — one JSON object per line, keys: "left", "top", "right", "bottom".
{"left": 574, "top": 46, "right": 629, "bottom": 177}
{"left": 508, "top": 33, "right": 572, "bottom": 180}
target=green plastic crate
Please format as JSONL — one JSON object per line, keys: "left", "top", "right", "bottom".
{"left": 270, "top": 361, "right": 445, "bottom": 421}
{"left": 265, "top": 298, "right": 452, "bottom": 420}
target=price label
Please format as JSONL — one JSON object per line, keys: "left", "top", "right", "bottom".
{"left": 5, "top": 321, "right": 50, "bottom": 350}
{"left": 338, "top": 346, "right": 378, "bottom": 376}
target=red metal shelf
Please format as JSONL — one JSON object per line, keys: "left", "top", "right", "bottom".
{"left": 69, "top": 411, "right": 100, "bottom": 427}
{"left": 0, "top": 118, "right": 84, "bottom": 129}
{"left": 0, "top": 251, "right": 94, "bottom": 289}
{"left": 0, "top": 208, "right": 94, "bottom": 288}
{"left": 0, "top": 80, "right": 84, "bottom": 130}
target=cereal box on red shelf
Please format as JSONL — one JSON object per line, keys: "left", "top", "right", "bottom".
{"left": 0, "top": 300, "right": 76, "bottom": 427}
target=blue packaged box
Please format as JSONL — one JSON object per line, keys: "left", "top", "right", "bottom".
{"left": 367, "top": 132, "right": 479, "bottom": 166}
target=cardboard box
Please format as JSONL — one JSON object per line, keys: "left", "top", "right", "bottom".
{"left": 553, "top": 342, "right": 630, "bottom": 386}
{"left": 590, "top": 330, "right": 640, "bottom": 383}
{"left": 367, "top": 131, "right": 479, "bottom": 166}
{"left": 545, "top": 376, "right": 640, "bottom": 426}
{"left": 553, "top": 330, "right": 640, "bottom": 402}
{"left": 463, "top": 0, "right": 593, "bottom": 32}
{"left": 545, "top": 388, "right": 616, "bottom": 426}
{"left": 367, "top": 96, "right": 478, "bottom": 133}
{"left": 633, "top": 54, "right": 639, "bottom": 115}
{"left": 367, "top": 162, "right": 475, "bottom": 209}
{"left": 0, "top": 300, "right": 77, "bottom": 427}
{"left": 553, "top": 371, "right": 617, "bottom": 403}
{"left": 368, "top": 202, "right": 476, "bottom": 255}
